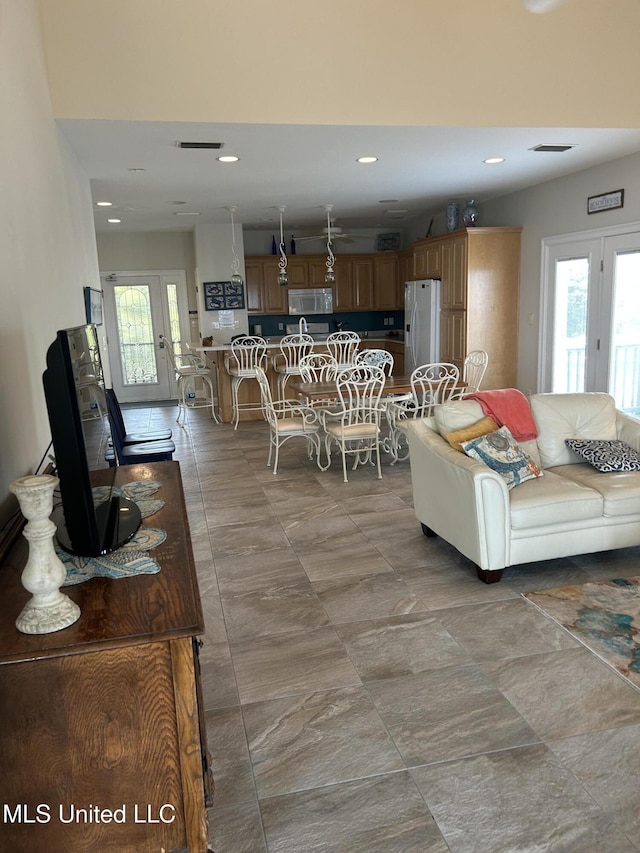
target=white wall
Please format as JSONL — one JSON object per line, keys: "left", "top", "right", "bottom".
{"left": 194, "top": 223, "right": 249, "bottom": 343}
{"left": 0, "top": 0, "right": 100, "bottom": 526}
{"left": 482, "top": 151, "right": 640, "bottom": 394}
{"left": 96, "top": 231, "right": 197, "bottom": 309}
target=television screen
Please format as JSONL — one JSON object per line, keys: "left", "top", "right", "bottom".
{"left": 42, "top": 324, "right": 141, "bottom": 556}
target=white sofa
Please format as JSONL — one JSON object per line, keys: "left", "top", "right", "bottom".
{"left": 404, "top": 392, "right": 640, "bottom": 583}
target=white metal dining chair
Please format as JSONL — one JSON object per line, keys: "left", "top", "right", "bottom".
{"left": 319, "top": 364, "right": 386, "bottom": 482}
{"left": 254, "top": 366, "right": 321, "bottom": 474}
{"left": 224, "top": 335, "right": 267, "bottom": 429}
{"left": 160, "top": 334, "right": 220, "bottom": 424}
{"left": 297, "top": 353, "right": 339, "bottom": 408}
{"left": 355, "top": 348, "right": 394, "bottom": 374}
{"left": 387, "top": 362, "right": 460, "bottom": 462}
{"left": 356, "top": 349, "right": 413, "bottom": 459}
{"left": 326, "top": 331, "right": 361, "bottom": 369}
{"left": 461, "top": 349, "right": 488, "bottom": 394}
{"left": 271, "top": 333, "right": 314, "bottom": 401}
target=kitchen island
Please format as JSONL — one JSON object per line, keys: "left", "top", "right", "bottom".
{"left": 189, "top": 336, "right": 404, "bottom": 423}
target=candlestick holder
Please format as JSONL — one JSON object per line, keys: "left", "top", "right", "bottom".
{"left": 9, "top": 474, "right": 81, "bottom": 634}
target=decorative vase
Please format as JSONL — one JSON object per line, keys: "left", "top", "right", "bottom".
{"left": 9, "top": 474, "right": 81, "bottom": 634}
{"left": 446, "top": 202, "right": 459, "bottom": 232}
{"left": 462, "top": 199, "right": 479, "bottom": 227}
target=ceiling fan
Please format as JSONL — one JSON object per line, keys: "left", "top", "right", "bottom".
{"left": 296, "top": 205, "right": 369, "bottom": 244}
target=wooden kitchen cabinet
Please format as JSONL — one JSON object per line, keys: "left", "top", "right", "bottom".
{"left": 430, "top": 227, "right": 522, "bottom": 388}
{"left": 245, "top": 259, "right": 265, "bottom": 313}
{"left": 352, "top": 258, "right": 374, "bottom": 309}
{"left": 413, "top": 238, "right": 442, "bottom": 279}
{"left": 262, "top": 260, "right": 289, "bottom": 313}
{"left": 0, "top": 462, "right": 212, "bottom": 853}
{"left": 373, "top": 253, "right": 399, "bottom": 310}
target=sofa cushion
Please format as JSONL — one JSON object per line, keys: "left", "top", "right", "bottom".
{"left": 461, "top": 425, "right": 543, "bottom": 490}
{"left": 530, "top": 393, "right": 617, "bottom": 469}
{"left": 551, "top": 463, "right": 640, "bottom": 517}
{"left": 509, "top": 468, "right": 604, "bottom": 530}
{"left": 565, "top": 438, "right": 640, "bottom": 472}
{"left": 434, "top": 400, "right": 486, "bottom": 435}
{"left": 445, "top": 415, "right": 498, "bottom": 452}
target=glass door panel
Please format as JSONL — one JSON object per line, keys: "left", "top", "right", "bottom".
{"left": 605, "top": 241, "right": 640, "bottom": 414}
{"left": 551, "top": 257, "right": 589, "bottom": 393}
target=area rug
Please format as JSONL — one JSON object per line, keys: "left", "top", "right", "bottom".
{"left": 524, "top": 576, "right": 640, "bottom": 692}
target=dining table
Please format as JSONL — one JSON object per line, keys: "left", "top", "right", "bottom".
{"left": 289, "top": 375, "right": 417, "bottom": 403}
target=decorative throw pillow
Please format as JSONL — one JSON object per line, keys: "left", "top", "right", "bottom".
{"left": 445, "top": 416, "right": 499, "bottom": 453}
{"left": 462, "top": 425, "right": 544, "bottom": 490}
{"left": 564, "top": 438, "right": 640, "bottom": 472}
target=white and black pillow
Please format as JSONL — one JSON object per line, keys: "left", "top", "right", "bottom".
{"left": 565, "top": 438, "right": 640, "bottom": 472}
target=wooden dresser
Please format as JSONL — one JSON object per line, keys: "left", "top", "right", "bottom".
{"left": 0, "top": 461, "right": 212, "bottom": 853}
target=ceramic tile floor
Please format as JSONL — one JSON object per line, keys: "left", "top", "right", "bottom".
{"left": 122, "top": 405, "right": 640, "bottom": 852}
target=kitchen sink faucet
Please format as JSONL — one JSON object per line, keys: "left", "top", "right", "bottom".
{"left": 299, "top": 317, "right": 309, "bottom": 334}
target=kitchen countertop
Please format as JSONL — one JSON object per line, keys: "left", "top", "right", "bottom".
{"left": 191, "top": 333, "right": 404, "bottom": 352}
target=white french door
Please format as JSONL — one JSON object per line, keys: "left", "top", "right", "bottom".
{"left": 543, "top": 229, "right": 640, "bottom": 415}
{"left": 101, "top": 271, "right": 190, "bottom": 403}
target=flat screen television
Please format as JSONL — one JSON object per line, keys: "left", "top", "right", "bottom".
{"left": 42, "top": 323, "right": 141, "bottom": 556}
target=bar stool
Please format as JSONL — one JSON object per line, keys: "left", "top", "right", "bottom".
{"left": 224, "top": 336, "right": 267, "bottom": 429}
{"left": 326, "top": 331, "right": 361, "bottom": 369}
{"left": 160, "top": 335, "right": 220, "bottom": 424}
{"left": 271, "top": 333, "right": 314, "bottom": 401}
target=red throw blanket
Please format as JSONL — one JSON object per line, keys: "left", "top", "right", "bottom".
{"left": 464, "top": 389, "right": 538, "bottom": 441}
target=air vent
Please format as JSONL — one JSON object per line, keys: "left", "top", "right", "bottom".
{"left": 176, "top": 141, "right": 224, "bottom": 149}
{"left": 530, "top": 144, "right": 576, "bottom": 153}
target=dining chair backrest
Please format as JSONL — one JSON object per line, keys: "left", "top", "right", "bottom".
{"left": 326, "top": 331, "right": 361, "bottom": 368}
{"left": 299, "top": 352, "right": 338, "bottom": 383}
{"left": 410, "top": 362, "right": 460, "bottom": 418}
{"left": 463, "top": 349, "right": 488, "bottom": 393}
{"left": 276, "top": 334, "right": 314, "bottom": 371}
{"left": 334, "top": 364, "right": 386, "bottom": 423}
{"left": 228, "top": 336, "right": 267, "bottom": 373}
{"left": 355, "top": 348, "right": 394, "bottom": 375}
{"left": 254, "top": 366, "right": 277, "bottom": 427}
{"left": 160, "top": 335, "right": 207, "bottom": 373}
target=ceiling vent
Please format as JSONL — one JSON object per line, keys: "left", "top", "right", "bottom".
{"left": 530, "top": 144, "right": 576, "bottom": 153}
{"left": 176, "top": 141, "right": 224, "bottom": 149}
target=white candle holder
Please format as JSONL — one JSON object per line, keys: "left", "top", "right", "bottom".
{"left": 9, "top": 474, "right": 81, "bottom": 634}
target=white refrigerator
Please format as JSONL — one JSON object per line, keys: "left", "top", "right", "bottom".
{"left": 404, "top": 279, "right": 441, "bottom": 375}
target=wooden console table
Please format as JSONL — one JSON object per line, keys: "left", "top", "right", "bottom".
{"left": 0, "top": 461, "right": 212, "bottom": 853}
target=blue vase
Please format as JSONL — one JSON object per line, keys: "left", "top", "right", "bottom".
{"left": 446, "top": 202, "right": 459, "bottom": 232}
{"left": 462, "top": 199, "right": 479, "bottom": 227}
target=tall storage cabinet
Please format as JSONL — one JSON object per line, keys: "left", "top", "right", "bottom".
{"left": 415, "top": 228, "right": 521, "bottom": 390}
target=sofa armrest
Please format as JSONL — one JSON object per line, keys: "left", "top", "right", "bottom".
{"left": 616, "top": 411, "right": 640, "bottom": 452}
{"left": 404, "top": 419, "right": 511, "bottom": 571}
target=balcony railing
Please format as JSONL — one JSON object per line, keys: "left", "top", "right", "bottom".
{"left": 563, "top": 344, "right": 640, "bottom": 416}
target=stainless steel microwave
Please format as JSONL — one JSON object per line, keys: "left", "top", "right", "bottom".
{"left": 287, "top": 288, "right": 333, "bottom": 316}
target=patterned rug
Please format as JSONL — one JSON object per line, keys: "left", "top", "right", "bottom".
{"left": 57, "top": 480, "right": 167, "bottom": 585}
{"left": 525, "top": 577, "right": 640, "bottom": 692}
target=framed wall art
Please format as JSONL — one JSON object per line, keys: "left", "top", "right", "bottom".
{"left": 203, "top": 280, "right": 245, "bottom": 311}
{"left": 587, "top": 189, "right": 624, "bottom": 215}
{"left": 83, "top": 287, "right": 103, "bottom": 325}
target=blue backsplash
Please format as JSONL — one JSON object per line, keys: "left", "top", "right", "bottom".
{"left": 249, "top": 310, "right": 404, "bottom": 337}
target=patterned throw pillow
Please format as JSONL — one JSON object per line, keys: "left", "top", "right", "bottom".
{"left": 461, "top": 425, "right": 544, "bottom": 490}
{"left": 445, "top": 415, "right": 499, "bottom": 453}
{"left": 564, "top": 438, "right": 640, "bottom": 472}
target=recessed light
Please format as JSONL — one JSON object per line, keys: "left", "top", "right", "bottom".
{"left": 357, "top": 156, "right": 378, "bottom": 164}
{"left": 174, "top": 211, "right": 201, "bottom": 216}
{"left": 384, "top": 209, "right": 408, "bottom": 214}
{"left": 96, "top": 201, "right": 112, "bottom": 207}
{"left": 107, "top": 218, "right": 121, "bottom": 223}
{"left": 378, "top": 199, "right": 398, "bottom": 204}
{"left": 484, "top": 157, "right": 505, "bottom": 164}
{"left": 167, "top": 200, "right": 187, "bottom": 205}
{"left": 218, "top": 155, "right": 239, "bottom": 163}
{"left": 128, "top": 168, "right": 145, "bottom": 173}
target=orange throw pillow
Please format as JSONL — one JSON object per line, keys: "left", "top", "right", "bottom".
{"left": 445, "top": 416, "right": 499, "bottom": 453}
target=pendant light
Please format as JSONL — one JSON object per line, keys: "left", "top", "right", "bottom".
{"left": 324, "top": 204, "right": 336, "bottom": 284}
{"left": 227, "top": 205, "right": 244, "bottom": 286}
{"left": 276, "top": 205, "right": 289, "bottom": 286}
